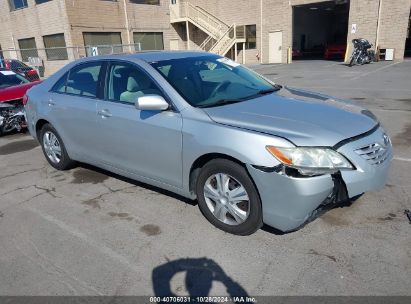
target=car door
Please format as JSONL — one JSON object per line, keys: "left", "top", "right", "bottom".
{"left": 47, "top": 61, "right": 103, "bottom": 160}
{"left": 95, "top": 61, "right": 183, "bottom": 188}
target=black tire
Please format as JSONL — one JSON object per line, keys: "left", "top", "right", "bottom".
{"left": 40, "top": 123, "right": 75, "bottom": 170}
{"left": 195, "top": 159, "right": 263, "bottom": 235}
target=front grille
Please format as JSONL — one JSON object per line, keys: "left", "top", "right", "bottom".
{"left": 355, "top": 143, "right": 390, "bottom": 165}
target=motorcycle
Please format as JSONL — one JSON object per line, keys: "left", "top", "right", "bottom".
{"left": 0, "top": 101, "right": 26, "bottom": 136}
{"left": 349, "top": 38, "right": 376, "bottom": 67}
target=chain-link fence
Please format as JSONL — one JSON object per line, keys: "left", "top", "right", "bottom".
{"left": 0, "top": 43, "right": 141, "bottom": 78}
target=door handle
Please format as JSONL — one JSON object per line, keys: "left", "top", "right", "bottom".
{"left": 98, "top": 109, "right": 112, "bottom": 118}
{"left": 48, "top": 99, "right": 55, "bottom": 106}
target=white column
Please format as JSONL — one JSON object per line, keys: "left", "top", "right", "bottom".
{"left": 243, "top": 43, "right": 246, "bottom": 64}
{"left": 260, "top": 0, "right": 263, "bottom": 63}
{"left": 122, "top": 0, "right": 132, "bottom": 52}
{"left": 186, "top": 21, "right": 190, "bottom": 50}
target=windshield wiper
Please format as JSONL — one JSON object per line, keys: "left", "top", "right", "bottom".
{"left": 197, "top": 85, "right": 283, "bottom": 108}
{"left": 257, "top": 85, "right": 282, "bottom": 95}
{"left": 197, "top": 98, "right": 242, "bottom": 108}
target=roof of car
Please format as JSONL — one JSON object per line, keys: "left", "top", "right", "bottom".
{"left": 78, "top": 51, "right": 218, "bottom": 63}
{"left": 131, "top": 51, "right": 218, "bottom": 62}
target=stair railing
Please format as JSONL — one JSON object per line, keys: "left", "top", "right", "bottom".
{"left": 184, "top": 2, "right": 229, "bottom": 38}
{"left": 211, "top": 24, "right": 237, "bottom": 55}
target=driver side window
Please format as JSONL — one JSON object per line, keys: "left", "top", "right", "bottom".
{"left": 107, "top": 62, "right": 162, "bottom": 104}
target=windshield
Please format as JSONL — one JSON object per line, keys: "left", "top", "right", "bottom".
{"left": 0, "top": 70, "right": 29, "bottom": 89}
{"left": 150, "top": 55, "right": 279, "bottom": 108}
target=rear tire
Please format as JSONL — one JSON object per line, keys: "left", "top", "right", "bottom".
{"left": 195, "top": 159, "right": 263, "bottom": 235}
{"left": 40, "top": 124, "right": 75, "bottom": 170}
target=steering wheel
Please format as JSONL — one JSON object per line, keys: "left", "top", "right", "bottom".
{"left": 210, "top": 80, "right": 231, "bottom": 98}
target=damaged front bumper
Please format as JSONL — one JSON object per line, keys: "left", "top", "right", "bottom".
{"left": 247, "top": 126, "right": 393, "bottom": 232}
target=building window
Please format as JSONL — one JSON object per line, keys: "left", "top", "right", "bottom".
{"left": 83, "top": 32, "right": 123, "bottom": 55}
{"left": 134, "top": 32, "right": 164, "bottom": 51}
{"left": 43, "top": 33, "right": 68, "bottom": 60}
{"left": 130, "top": 0, "right": 160, "bottom": 5}
{"left": 35, "top": 0, "right": 52, "bottom": 4}
{"left": 18, "top": 38, "right": 39, "bottom": 62}
{"left": 245, "top": 25, "right": 256, "bottom": 50}
{"left": 9, "top": 0, "right": 28, "bottom": 11}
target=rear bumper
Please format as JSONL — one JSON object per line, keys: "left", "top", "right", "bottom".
{"left": 27, "top": 118, "right": 36, "bottom": 138}
{"left": 247, "top": 127, "right": 392, "bottom": 232}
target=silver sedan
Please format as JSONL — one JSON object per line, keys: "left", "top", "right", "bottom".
{"left": 25, "top": 52, "right": 392, "bottom": 235}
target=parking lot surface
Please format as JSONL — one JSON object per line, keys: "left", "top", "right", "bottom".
{"left": 0, "top": 60, "right": 410, "bottom": 296}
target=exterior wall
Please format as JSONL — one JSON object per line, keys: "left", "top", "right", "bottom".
{"left": 181, "top": 0, "right": 261, "bottom": 64}
{"left": 346, "top": 0, "right": 381, "bottom": 59}
{"left": 185, "top": 0, "right": 410, "bottom": 63}
{"left": 65, "top": 0, "right": 180, "bottom": 52}
{"left": 346, "top": 0, "right": 411, "bottom": 61}
{"left": 377, "top": 0, "right": 411, "bottom": 60}
{"left": 0, "top": 0, "right": 71, "bottom": 75}
{"left": 262, "top": 0, "right": 293, "bottom": 64}
{"left": 64, "top": 0, "right": 128, "bottom": 49}
{"left": 0, "top": 0, "right": 410, "bottom": 75}
{"left": 126, "top": 0, "right": 181, "bottom": 51}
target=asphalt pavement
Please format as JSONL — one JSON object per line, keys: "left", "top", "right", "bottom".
{"left": 0, "top": 59, "right": 410, "bottom": 297}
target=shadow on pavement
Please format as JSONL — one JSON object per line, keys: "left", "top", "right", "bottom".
{"left": 152, "top": 257, "right": 248, "bottom": 300}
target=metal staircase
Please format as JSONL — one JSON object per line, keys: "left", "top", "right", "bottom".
{"left": 170, "top": 1, "right": 246, "bottom": 56}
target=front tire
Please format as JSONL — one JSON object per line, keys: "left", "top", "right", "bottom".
{"left": 196, "top": 159, "right": 263, "bottom": 235}
{"left": 40, "top": 124, "right": 74, "bottom": 170}
{"left": 349, "top": 56, "right": 355, "bottom": 67}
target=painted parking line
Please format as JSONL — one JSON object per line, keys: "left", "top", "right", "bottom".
{"left": 351, "top": 61, "right": 401, "bottom": 80}
{"left": 292, "top": 86, "right": 411, "bottom": 92}
{"left": 26, "top": 206, "right": 143, "bottom": 276}
{"left": 323, "top": 62, "right": 342, "bottom": 68}
{"left": 248, "top": 63, "right": 284, "bottom": 71}
{"left": 394, "top": 157, "right": 411, "bottom": 163}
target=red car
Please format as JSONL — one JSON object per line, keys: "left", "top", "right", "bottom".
{"left": 292, "top": 48, "right": 303, "bottom": 59}
{"left": 324, "top": 44, "right": 347, "bottom": 60}
{"left": 0, "top": 58, "right": 40, "bottom": 81}
{"left": 0, "top": 69, "right": 41, "bottom": 135}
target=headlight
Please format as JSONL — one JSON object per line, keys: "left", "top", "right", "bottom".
{"left": 266, "top": 146, "right": 353, "bottom": 175}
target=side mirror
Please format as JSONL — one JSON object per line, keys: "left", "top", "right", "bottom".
{"left": 135, "top": 95, "right": 169, "bottom": 111}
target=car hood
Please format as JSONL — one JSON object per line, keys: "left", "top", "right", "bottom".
{"left": 0, "top": 81, "right": 41, "bottom": 103}
{"left": 202, "top": 87, "right": 378, "bottom": 147}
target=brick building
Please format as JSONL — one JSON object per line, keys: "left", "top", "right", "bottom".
{"left": 0, "top": 0, "right": 410, "bottom": 76}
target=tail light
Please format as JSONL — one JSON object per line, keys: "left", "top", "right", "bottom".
{"left": 22, "top": 94, "right": 29, "bottom": 106}
{"left": 5, "top": 60, "right": 11, "bottom": 70}
{"left": 26, "top": 69, "right": 39, "bottom": 81}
